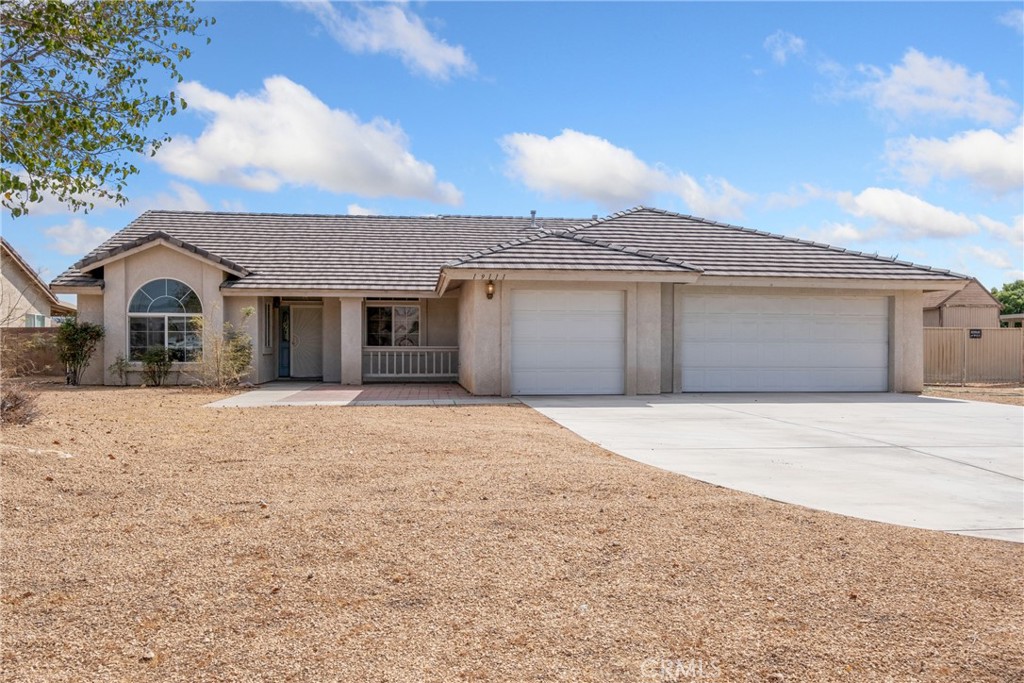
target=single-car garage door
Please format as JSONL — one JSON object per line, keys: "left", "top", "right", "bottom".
{"left": 511, "top": 290, "right": 625, "bottom": 395}
{"left": 681, "top": 293, "right": 889, "bottom": 391}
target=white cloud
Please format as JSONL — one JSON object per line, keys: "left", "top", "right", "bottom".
{"left": 220, "top": 199, "right": 247, "bottom": 212}
{"left": 12, "top": 176, "right": 120, "bottom": 217}
{"left": 134, "top": 182, "right": 211, "bottom": 212}
{"left": 802, "top": 221, "right": 880, "bottom": 245}
{"left": 499, "top": 129, "right": 752, "bottom": 218}
{"left": 44, "top": 218, "right": 114, "bottom": 256}
{"left": 156, "top": 77, "right": 462, "bottom": 205}
{"left": 857, "top": 49, "right": 1017, "bottom": 126}
{"left": 299, "top": 1, "right": 474, "bottom": 81}
{"left": 764, "top": 183, "right": 827, "bottom": 210}
{"left": 346, "top": 203, "right": 377, "bottom": 216}
{"left": 965, "top": 245, "right": 1012, "bottom": 270}
{"left": 976, "top": 213, "right": 1024, "bottom": 248}
{"left": 836, "top": 187, "right": 978, "bottom": 239}
{"left": 886, "top": 122, "right": 1023, "bottom": 193}
{"left": 763, "top": 30, "right": 805, "bottom": 65}
{"left": 999, "top": 8, "right": 1024, "bottom": 35}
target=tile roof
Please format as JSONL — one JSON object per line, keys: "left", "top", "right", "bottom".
{"left": 2, "top": 237, "right": 74, "bottom": 312}
{"left": 445, "top": 232, "right": 700, "bottom": 272}
{"left": 75, "top": 230, "right": 251, "bottom": 276}
{"left": 53, "top": 211, "right": 583, "bottom": 291}
{"left": 51, "top": 206, "right": 966, "bottom": 292}
{"left": 564, "top": 208, "right": 965, "bottom": 281}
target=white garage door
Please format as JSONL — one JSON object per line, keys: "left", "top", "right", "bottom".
{"left": 681, "top": 293, "right": 889, "bottom": 392}
{"left": 511, "top": 290, "right": 625, "bottom": 395}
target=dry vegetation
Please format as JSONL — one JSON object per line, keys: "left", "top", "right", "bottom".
{"left": 1, "top": 387, "right": 1022, "bottom": 682}
{"left": 923, "top": 383, "right": 1024, "bottom": 407}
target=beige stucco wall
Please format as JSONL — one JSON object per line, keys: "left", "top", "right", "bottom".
{"left": 457, "top": 280, "right": 502, "bottom": 395}
{"left": 76, "top": 294, "right": 105, "bottom": 385}
{"left": 96, "top": 244, "right": 225, "bottom": 385}
{"left": 224, "top": 296, "right": 260, "bottom": 384}
{"left": 1, "top": 257, "right": 53, "bottom": 326}
{"left": 339, "top": 297, "right": 362, "bottom": 385}
{"left": 426, "top": 296, "right": 458, "bottom": 346}
{"left": 890, "top": 289, "right": 923, "bottom": 392}
{"left": 459, "top": 280, "right": 662, "bottom": 397}
{"left": 322, "top": 298, "right": 341, "bottom": 382}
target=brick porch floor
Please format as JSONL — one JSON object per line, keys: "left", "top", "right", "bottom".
{"left": 205, "top": 382, "right": 518, "bottom": 408}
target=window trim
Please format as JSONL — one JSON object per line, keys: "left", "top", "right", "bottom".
{"left": 126, "top": 278, "right": 203, "bottom": 363}
{"left": 364, "top": 301, "right": 421, "bottom": 347}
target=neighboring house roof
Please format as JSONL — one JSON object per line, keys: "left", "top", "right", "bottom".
{"left": 922, "top": 278, "right": 1001, "bottom": 310}
{"left": 1, "top": 237, "right": 76, "bottom": 315}
{"left": 52, "top": 206, "right": 966, "bottom": 293}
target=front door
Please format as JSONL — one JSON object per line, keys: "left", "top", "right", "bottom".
{"left": 290, "top": 306, "right": 323, "bottom": 379}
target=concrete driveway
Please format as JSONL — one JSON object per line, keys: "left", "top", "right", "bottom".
{"left": 522, "top": 393, "right": 1023, "bottom": 542}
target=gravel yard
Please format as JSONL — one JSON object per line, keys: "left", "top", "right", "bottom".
{"left": 2, "top": 387, "right": 1022, "bottom": 682}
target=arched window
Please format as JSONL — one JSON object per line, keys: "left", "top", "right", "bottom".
{"left": 128, "top": 279, "right": 202, "bottom": 361}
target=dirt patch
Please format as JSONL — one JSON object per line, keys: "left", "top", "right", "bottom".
{"left": 2, "top": 387, "right": 1022, "bottom": 682}
{"left": 923, "top": 383, "right": 1024, "bottom": 407}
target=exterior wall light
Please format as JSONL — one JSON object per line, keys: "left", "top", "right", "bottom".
{"left": 486, "top": 280, "right": 495, "bottom": 299}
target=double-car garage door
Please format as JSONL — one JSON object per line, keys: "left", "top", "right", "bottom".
{"left": 510, "top": 290, "right": 889, "bottom": 395}
{"left": 680, "top": 293, "right": 889, "bottom": 392}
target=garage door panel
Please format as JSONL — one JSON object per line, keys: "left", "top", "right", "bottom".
{"left": 512, "top": 290, "right": 625, "bottom": 395}
{"left": 681, "top": 294, "right": 889, "bottom": 392}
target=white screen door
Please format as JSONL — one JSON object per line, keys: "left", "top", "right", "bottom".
{"left": 290, "top": 306, "right": 323, "bottom": 379}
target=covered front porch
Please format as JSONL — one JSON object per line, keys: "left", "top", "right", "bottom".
{"left": 228, "top": 293, "right": 462, "bottom": 385}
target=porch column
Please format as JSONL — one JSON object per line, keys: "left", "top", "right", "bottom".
{"left": 340, "top": 297, "right": 362, "bottom": 385}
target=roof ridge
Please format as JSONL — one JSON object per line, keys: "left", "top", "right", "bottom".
{"left": 139, "top": 208, "right": 591, "bottom": 221}
{"left": 569, "top": 233, "right": 703, "bottom": 272}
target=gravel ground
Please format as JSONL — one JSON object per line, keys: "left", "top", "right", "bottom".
{"left": 2, "top": 387, "right": 1022, "bottom": 683}
{"left": 923, "top": 383, "right": 1024, "bottom": 407}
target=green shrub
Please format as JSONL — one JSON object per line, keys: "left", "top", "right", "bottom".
{"left": 140, "top": 347, "right": 173, "bottom": 386}
{"left": 55, "top": 317, "right": 105, "bottom": 385}
{"left": 108, "top": 353, "right": 130, "bottom": 386}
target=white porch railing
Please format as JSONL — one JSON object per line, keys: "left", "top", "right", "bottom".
{"left": 362, "top": 346, "right": 459, "bottom": 381}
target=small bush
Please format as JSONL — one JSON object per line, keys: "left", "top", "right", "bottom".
{"left": 56, "top": 317, "right": 105, "bottom": 385}
{"left": 190, "top": 307, "right": 255, "bottom": 387}
{"left": 108, "top": 353, "right": 130, "bottom": 386}
{"left": 140, "top": 347, "right": 173, "bottom": 386}
{"left": 0, "top": 384, "right": 39, "bottom": 425}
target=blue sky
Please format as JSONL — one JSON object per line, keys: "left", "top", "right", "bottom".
{"left": 5, "top": 1, "right": 1023, "bottom": 299}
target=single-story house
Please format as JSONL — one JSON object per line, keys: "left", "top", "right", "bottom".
{"left": 51, "top": 206, "right": 967, "bottom": 394}
{"left": 1000, "top": 313, "right": 1024, "bottom": 328}
{"left": 2, "top": 237, "right": 75, "bottom": 327}
{"left": 922, "top": 278, "right": 1001, "bottom": 328}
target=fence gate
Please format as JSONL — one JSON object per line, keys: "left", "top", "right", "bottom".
{"left": 924, "top": 327, "right": 1024, "bottom": 384}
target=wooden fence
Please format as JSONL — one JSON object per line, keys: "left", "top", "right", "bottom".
{"left": 924, "top": 327, "right": 1023, "bottom": 384}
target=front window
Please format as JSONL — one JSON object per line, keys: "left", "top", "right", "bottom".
{"left": 366, "top": 304, "right": 419, "bottom": 346}
{"left": 128, "top": 279, "right": 202, "bottom": 361}
{"left": 24, "top": 313, "right": 45, "bottom": 327}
